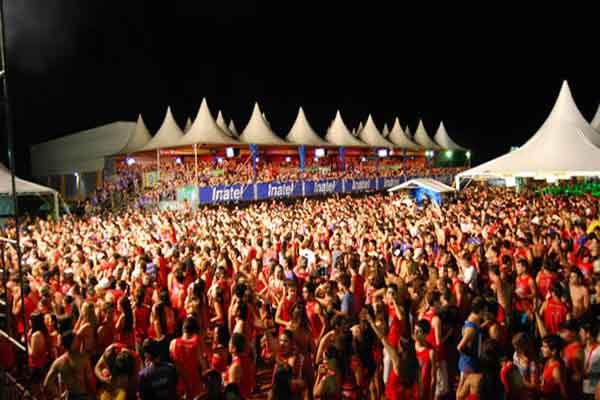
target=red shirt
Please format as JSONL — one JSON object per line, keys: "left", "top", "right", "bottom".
{"left": 543, "top": 298, "right": 569, "bottom": 334}
{"left": 537, "top": 270, "right": 558, "bottom": 300}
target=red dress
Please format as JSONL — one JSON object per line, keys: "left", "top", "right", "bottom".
{"left": 416, "top": 346, "right": 433, "bottom": 400}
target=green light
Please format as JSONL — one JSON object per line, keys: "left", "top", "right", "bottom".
{"left": 466, "top": 150, "right": 471, "bottom": 159}
{"left": 445, "top": 150, "right": 453, "bottom": 158}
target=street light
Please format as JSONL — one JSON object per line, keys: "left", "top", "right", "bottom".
{"left": 445, "top": 150, "right": 453, "bottom": 159}
{"left": 465, "top": 150, "right": 471, "bottom": 159}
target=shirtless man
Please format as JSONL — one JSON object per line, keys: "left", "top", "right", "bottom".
{"left": 569, "top": 268, "right": 589, "bottom": 319}
{"left": 43, "top": 330, "right": 96, "bottom": 400}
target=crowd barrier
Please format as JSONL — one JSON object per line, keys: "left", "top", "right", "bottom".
{"left": 172, "top": 175, "right": 454, "bottom": 206}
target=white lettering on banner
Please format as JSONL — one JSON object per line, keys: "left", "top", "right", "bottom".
{"left": 268, "top": 183, "right": 295, "bottom": 197}
{"left": 212, "top": 186, "right": 244, "bottom": 201}
{"left": 314, "top": 181, "right": 336, "bottom": 193}
{"left": 383, "top": 178, "right": 401, "bottom": 188}
{"left": 352, "top": 180, "right": 371, "bottom": 191}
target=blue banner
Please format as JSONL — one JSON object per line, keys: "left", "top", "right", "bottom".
{"left": 305, "top": 179, "right": 342, "bottom": 196}
{"left": 378, "top": 177, "right": 404, "bottom": 189}
{"left": 256, "top": 181, "right": 303, "bottom": 200}
{"left": 199, "top": 184, "right": 253, "bottom": 204}
{"left": 347, "top": 178, "right": 376, "bottom": 192}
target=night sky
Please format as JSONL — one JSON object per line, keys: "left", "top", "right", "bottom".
{"left": 2, "top": 1, "right": 599, "bottom": 177}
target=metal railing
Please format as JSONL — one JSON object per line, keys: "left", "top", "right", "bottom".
{"left": 0, "top": 367, "right": 36, "bottom": 400}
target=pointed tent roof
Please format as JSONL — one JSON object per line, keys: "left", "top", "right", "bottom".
{"left": 414, "top": 120, "right": 441, "bottom": 150}
{"left": 591, "top": 104, "right": 600, "bottom": 131}
{"left": 183, "top": 117, "right": 192, "bottom": 133}
{"left": 228, "top": 120, "right": 238, "bottom": 136}
{"left": 405, "top": 125, "right": 412, "bottom": 137}
{"left": 179, "top": 99, "right": 238, "bottom": 146}
{"left": 388, "top": 118, "right": 422, "bottom": 150}
{"left": 457, "top": 81, "right": 600, "bottom": 180}
{"left": 286, "top": 107, "right": 328, "bottom": 146}
{"left": 325, "top": 111, "right": 367, "bottom": 147}
{"left": 358, "top": 115, "right": 395, "bottom": 147}
{"left": 357, "top": 122, "right": 363, "bottom": 135}
{"left": 140, "top": 107, "right": 184, "bottom": 151}
{"left": 216, "top": 111, "right": 234, "bottom": 137}
{"left": 262, "top": 112, "right": 271, "bottom": 128}
{"left": 119, "top": 114, "right": 152, "bottom": 154}
{"left": 240, "top": 103, "right": 287, "bottom": 145}
{"left": 382, "top": 123, "right": 390, "bottom": 137}
{"left": 433, "top": 122, "right": 468, "bottom": 151}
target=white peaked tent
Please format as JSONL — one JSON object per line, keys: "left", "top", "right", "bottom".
{"left": 240, "top": 103, "right": 287, "bottom": 145}
{"left": 183, "top": 117, "right": 192, "bottom": 133}
{"left": 216, "top": 111, "right": 235, "bottom": 137}
{"left": 382, "top": 123, "right": 390, "bottom": 137}
{"left": 179, "top": 99, "right": 238, "bottom": 146}
{"left": 286, "top": 107, "right": 328, "bottom": 146}
{"left": 414, "top": 120, "right": 441, "bottom": 150}
{"left": 356, "top": 122, "right": 363, "bottom": 135}
{"left": 140, "top": 107, "right": 184, "bottom": 151}
{"left": 228, "top": 120, "right": 239, "bottom": 136}
{"left": 325, "top": 111, "right": 366, "bottom": 146}
{"left": 262, "top": 112, "right": 271, "bottom": 128}
{"left": 405, "top": 125, "right": 412, "bottom": 137}
{"left": 388, "top": 118, "right": 422, "bottom": 150}
{"left": 0, "top": 163, "right": 59, "bottom": 218}
{"left": 433, "top": 122, "right": 468, "bottom": 151}
{"left": 359, "top": 115, "right": 395, "bottom": 147}
{"left": 119, "top": 114, "right": 152, "bottom": 154}
{"left": 591, "top": 104, "right": 600, "bottom": 132}
{"left": 456, "top": 81, "right": 600, "bottom": 186}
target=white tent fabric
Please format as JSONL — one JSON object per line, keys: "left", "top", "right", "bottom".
{"left": 216, "top": 111, "right": 234, "bottom": 137}
{"left": 358, "top": 115, "right": 395, "bottom": 147}
{"left": 140, "top": 107, "right": 184, "bottom": 151}
{"left": 388, "top": 178, "right": 455, "bottom": 193}
{"left": 228, "top": 120, "right": 239, "bottom": 136}
{"left": 179, "top": 99, "right": 238, "bottom": 146}
{"left": 262, "top": 112, "right": 271, "bottom": 128}
{"left": 405, "top": 125, "right": 411, "bottom": 137}
{"left": 414, "top": 120, "right": 441, "bottom": 150}
{"left": 456, "top": 81, "right": 600, "bottom": 183}
{"left": 591, "top": 104, "right": 600, "bottom": 132}
{"left": 382, "top": 123, "right": 390, "bottom": 137}
{"left": 286, "top": 107, "right": 328, "bottom": 146}
{"left": 183, "top": 117, "right": 192, "bottom": 133}
{"left": 119, "top": 114, "right": 152, "bottom": 154}
{"left": 240, "top": 103, "right": 287, "bottom": 145}
{"left": 0, "top": 163, "right": 57, "bottom": 195}
{"left": 31, "top": 120, "right": 136, "bottom": 176}
{"left": 433, "top": 122, "right": 467, "bottom": 151}
{"left": 388, "top": 118, "right": 422, "bottom": 150}
{"left": 325, "top": 111, "right": 366, "bottom": 147}
{"left": 356, "top": 122, "right": 363, "bottom": 136}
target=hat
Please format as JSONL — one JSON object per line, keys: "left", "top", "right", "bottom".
{"left": 97, "top": 277, "right": 110, "bottom": 290}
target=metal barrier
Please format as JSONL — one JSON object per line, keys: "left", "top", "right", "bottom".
{"left": 0, "top": 368, "right": 36, "bottom": 400}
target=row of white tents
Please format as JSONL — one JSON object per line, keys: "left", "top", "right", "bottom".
{"left": 122, "top": 100, "right": 467, "bottom": 152}
{"left": 456, "top": 81, "right": 600, "bottom": 186}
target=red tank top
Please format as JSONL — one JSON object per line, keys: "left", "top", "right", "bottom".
{"left": 416, "top": 346, "right": 433, "bottom": 400}
{"left": 515, "top": 275, "right": 534, "bottom": 312}
{"left": 171, "top": 335, "right": 203, "bottom": 398}
{"left": 421, "top": 308, "right": 443, "bottom": 359}
{"left": 229, "top": 354, "right": 253, "bottom": 398}
{"left": 386, "top": 368, "right": 419, "bottom": 400}
{"left": 134, "top": 305, "right": 151, "bottom": 342}
{"left": 541, "top": 360, "right": 561, "bottom": 397}
{"left": 387, "top": 305, "right": 403, "bottom": 347}
{"left": 305, "top": 300, "right": 323, "bottom": 342}
{"left": 537, "top": 271, "right": 558, "bottom": 299}
{"left": 543, "top": 298, "right": 569, "bottom": 335}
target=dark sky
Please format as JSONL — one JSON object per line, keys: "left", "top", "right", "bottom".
{"left": 2, "top": 1, "right": 599, "bottom": 176}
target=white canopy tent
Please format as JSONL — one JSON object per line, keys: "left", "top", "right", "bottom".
{"left": 228, "top": 120, "right": 239, "bottom": 136}
{"left": 216, "top": 111, "right": 235, "bottom": 137}
{"left": 388, "top": 177, "right": 455, "bottom": 193}
{"left": 591, "top": 104, "right": 600, "bottom": 132}
{"left": 358, "top": 115, "right": 395, "bottom": 147}
{"left": 139, "top": 107, "right": 184, "bottom": 151}
{"left": 240, "top": 103, "right": 287, "bottom": 145}
{"left": 414, "top": 120, "right": 441, "bottom": 150}
{"left": 382, "top": 123, "right": 390, "bottom": 137}
{"left": 455, "top": 81, "right": 600, "bottom": 187}
{"left": 0, "top": 163, "right": 59, "bottom": 219}
{"left": 119, "top": 114, "right": 152, "bottom": 154}
{"left": 286, "top": 107, "right": 328, "bottom": 146}
{"left": 405, "top": 125, "right": 411, "bottom": 137}
{"left": 433, "top": 122, "right": 468, "bottom": 151}
{"left": 356, "top": 122, "right": 363, "bottom": 136}
{"left": 183, "top": 117, "right": 192, "bottom": 133}
{"left": 387, "top": 118, "right": 422, "bottom": 150}
{"left": 179, "top": 99, "right": 238, "bottom": 146}
{"left": 325, "top": 111, "right": 366, "bottom": 146}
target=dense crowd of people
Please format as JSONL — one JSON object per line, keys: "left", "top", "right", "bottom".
{"left": 89, "top": 157, "right": 463, "bottom": 206}
{"left": 2, "top": 184, "right": 600, "bottom": 400}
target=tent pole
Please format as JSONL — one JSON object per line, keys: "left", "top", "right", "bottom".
{"left": 194, "top": 144, "right": 198, "bottom": 186}
{"left": 156, "top": 148, "right": 160, "bottom": 182}
{"left": 53, "top": 192, "right": 59, "bottom": 220}
{"left": 0, "top": 0, "right": 30, "bottom": 373}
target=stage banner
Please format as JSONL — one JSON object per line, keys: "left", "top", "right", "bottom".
{"left": 143, "top": 171, "right": 159, "bottom": 188}
{"left": 347, "top": 178, "right": 376, "bottom": 192}
{"left": 378, "top": 177, "right": 404, "bottom": 189}
{"left": 176, "top": 186, "right": 198, "bottom": 204}
{"left": 256, "top": 181, "right": 303, "bottom": 200}
{"left": 199, "top": 184, "right": 253, "bottom": 204}
{"left": 304, "top": 179, "right": 342, "bottom": 196}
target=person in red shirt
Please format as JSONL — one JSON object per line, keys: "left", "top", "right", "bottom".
{"left": 540, "top": 282, "right": 570, "bottom": 335}
{"left": 302, "top": 282, "right": 326, "bottom": 346}
{"left": 536, "top": 261, "right": 560, "bottom": 300}
{"left": 414, "top": 320, "right": 436, "bottom": 400}
{"left": 169, "top": 317, "right": 207, "bottom": 399}
{"left": 514, "top": 259, "right": 537, "bottom": 331}
{"left": 540, "top": 335, "right": 568, "bottom": 399}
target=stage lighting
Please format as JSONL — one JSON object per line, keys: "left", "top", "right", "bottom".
{"left": 217, "top": 157, "right": 223, "bottom": 164}
{"left": 226, "top": 147, "right": 235, "bottom": 158}
{"left": 445, "top": 150, "right": 453, "bottom": 158}
{"left": 126, "top": 157, "right": 135, "bottom": 166}
{"left": 285, "top": 156, "right": 291, "bottom": 163}
{"left": 315, "top": 148, "right": 325, "bottom": 157}
{"left": 377, "top": 149, "right": 388, "bottom": 157}
{"left": 465, "top": 150, "right": 471, "bottom": 159}
{"left": 175, "top": 157, "right": 182, "bottom": 164}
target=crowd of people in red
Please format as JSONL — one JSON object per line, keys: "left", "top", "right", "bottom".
{"left": 2, "top": 185, "right": 600, "bottom": 400}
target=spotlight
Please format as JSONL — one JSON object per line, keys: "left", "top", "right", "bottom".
{"left": 465, "top": 150, "right": 471, "bottom": 159}
{"left": 445, "top": 150, "right": 453, "bottom": 158}
{"left": 285, "top": 156, "right": 291, "bottom": 163}
{"left": 175, "top": 157, "right": 182, "bottom": 164}
{"left": 126, "top": 157, "right": 135, "bottom": 166}
{"left": 217, "top": 157, "right": 223, "bottom": 164}
{"left": 255, "top": 157, "right": 260, "bottom": 163}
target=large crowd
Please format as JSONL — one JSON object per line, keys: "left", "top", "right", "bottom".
{"left": 2, "top": 184, "right": 600, "bottom": 400}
